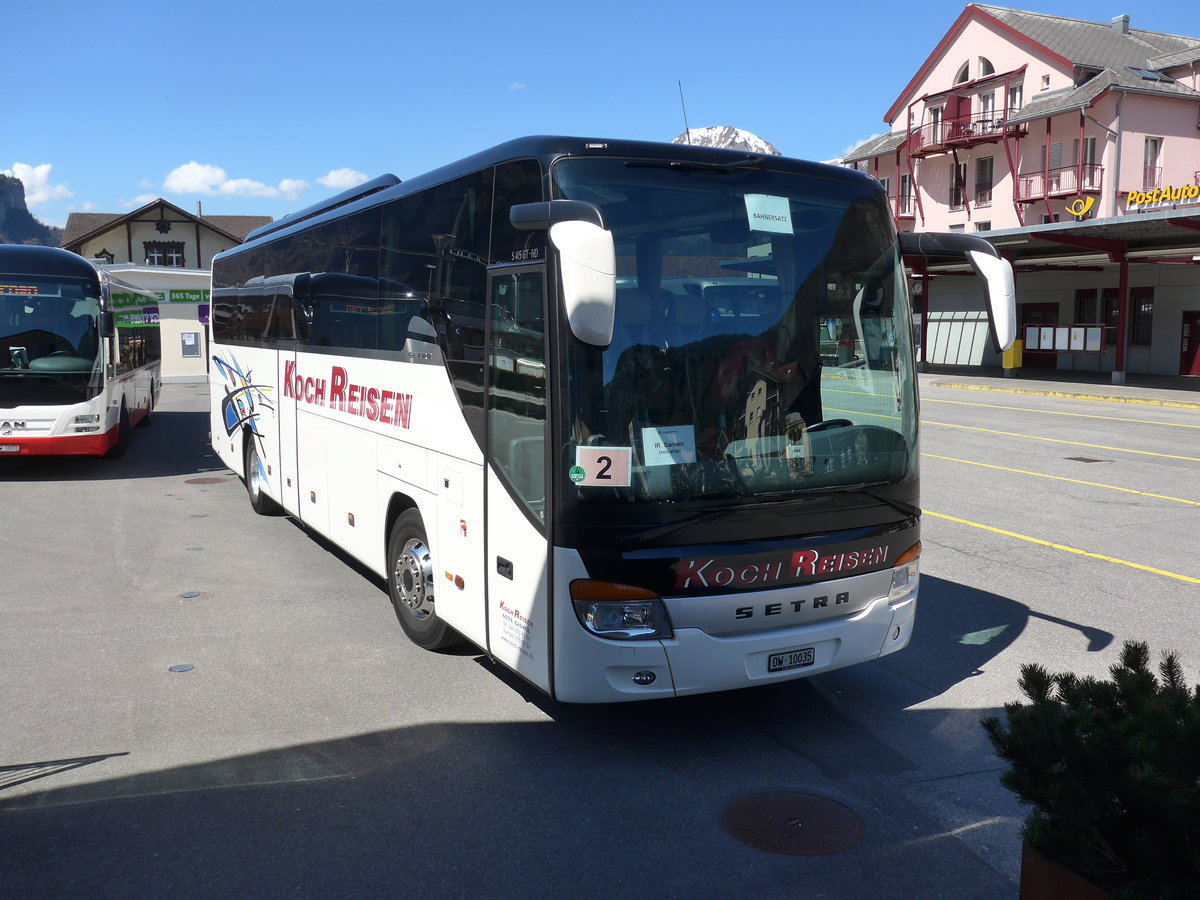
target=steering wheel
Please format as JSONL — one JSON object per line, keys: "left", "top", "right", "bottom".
{"left": 807, "top": 418, "right": 854, "bottom": 432}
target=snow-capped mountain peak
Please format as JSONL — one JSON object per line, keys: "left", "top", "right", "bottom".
{"left": 671, "top": 126, "right": 781, "bottom": 156}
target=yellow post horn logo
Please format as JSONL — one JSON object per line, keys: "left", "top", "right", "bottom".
{"left": 1066, "top": 196, "right": 1095, "bottom": 218}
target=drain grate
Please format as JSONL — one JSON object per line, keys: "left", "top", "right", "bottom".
{"left": 723, "top": 792, "right": 864, "bottom": 856}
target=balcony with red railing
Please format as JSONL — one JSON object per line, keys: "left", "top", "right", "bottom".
{"left": 909, "top": 110, "right": 1012, "bottom": 157}
{"left": 1015, "top": 164, "right": 1104, "bottom": 202}
{"left": 889, "top": 194, "right": 917, "bottom": 220}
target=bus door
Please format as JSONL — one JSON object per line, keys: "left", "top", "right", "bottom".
{"left": 275, "top": 341, "right": 301, "bottom": 516}
{"left": 484, "top": 265, "right": 552, "bottom": 694}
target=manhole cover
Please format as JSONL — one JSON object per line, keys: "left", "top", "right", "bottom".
{"left": 184, "top": 477, "right": 232, "bottom": 485}
{"left": 723, "top": 792, "right": 864, "bottom": 856}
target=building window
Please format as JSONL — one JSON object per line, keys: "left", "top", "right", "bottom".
{"left": 1009, "top": 83, "right": 1023, "bottom": 113}
{"left": 975, "top": 221, "right": 992, "bottom": 232}
{"left": 978, "top": 92, "right": 996, "bottom": 131}
{"left": 899, "top": 174, "right": 913, "bottom": 215}
{"left": 955, "top": 62, "right": 970, "bottom": 84}
{"left": 144, "top": 241, "right": 186, "bottom": 267}
{"left": 1101, "top": 288, "right": 1120, "bottom": 330}
{"left": 979, "top": 57, "right": 995, "bottom": 77}
{"left": 1040, "top": 74, "right": 1051, "bottom": 90}
{"left": 95, "top": 249, "right": 115, "bottom": 265}
{"left": 976, "top": 157, "right": 994, "bottom": 205}
{"left": 929, "top": 106, "right": 944, "bottom": 144}
{"left": 1082, "top": 137, "right": 1099, "bottom": 189}
{"left": 1041, "top": 214, "right": 1060, "bottom": 224}
{"left": 950, "top": 162, "right": 967, "bottom": 210}
{"left": 1143, "top": 138, "right": 1162, "bottom": 189}
{"left": 1074, "top": 289, "right": 1097, "bottom": 323}
{"left": 1131, "top": 286, "right": 1154, "bottom": 345}
{"left": 949, "top": 224, "right": 965, "bottom": 233}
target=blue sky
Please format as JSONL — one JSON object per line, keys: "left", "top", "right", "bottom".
{"left": 6, "top": 0, "right": 1191, "bottom": 228}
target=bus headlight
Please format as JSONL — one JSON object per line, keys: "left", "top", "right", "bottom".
{"left": 570, "top": 579, "right": 673, "bottom": 640}
{"left": 73, "top": 413, "right": 102, "bottom": 432}
{"left": 887, "top": 541, "right": 921, "bottom": 605}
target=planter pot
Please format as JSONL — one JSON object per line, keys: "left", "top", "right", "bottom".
{"left": 1019, "top": 842, "right": 1108, "bottom": 900}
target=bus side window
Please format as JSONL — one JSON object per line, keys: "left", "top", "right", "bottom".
{"left": 487, "top": 269, "right": 547, "bottom": 523}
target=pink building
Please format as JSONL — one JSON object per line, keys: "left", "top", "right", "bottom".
{"left": 844, "top": 5, "right": 1200, "bottom": 379}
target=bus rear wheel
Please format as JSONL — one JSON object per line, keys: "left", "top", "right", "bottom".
{"left": 244, "top": 437, "right": 282, "bottom": 516}
{"left": 387, "top": 510, "right": 461, "bottom": 651}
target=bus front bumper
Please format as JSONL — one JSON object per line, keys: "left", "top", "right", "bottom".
{"left": 0, "top": 428, "right": 116, "bottom": 457}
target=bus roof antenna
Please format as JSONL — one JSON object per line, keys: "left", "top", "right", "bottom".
{"left": 678, "top": 81, "right": 692, "bottom": 145}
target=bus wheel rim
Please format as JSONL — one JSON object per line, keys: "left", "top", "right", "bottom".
{"left": 395, "top": 538, "right": 434, "bottom": 619}
{"left": 249, "top": 446, "right": 266, "bottom": 499}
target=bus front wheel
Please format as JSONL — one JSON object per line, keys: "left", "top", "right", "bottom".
{"left": 103, "top": 405, "right": 131, "bottom": 459}
{"left": 244, "top": 437, "right": 282, "bottom": 516}
{"left": 387, "top": 510, "right": 461, "bottom": 651}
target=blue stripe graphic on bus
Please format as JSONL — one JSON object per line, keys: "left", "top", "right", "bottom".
{"left": 213, "top": 355, "right": 274, "bottom": 437}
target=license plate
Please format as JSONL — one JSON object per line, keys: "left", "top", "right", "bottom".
{"left": 768, "top": 647, "right": 815, "bottom": 672}
{"left": 0, "top": 444, "right": 19, "bottom": 453}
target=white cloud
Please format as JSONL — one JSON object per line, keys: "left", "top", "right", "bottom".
{"left": 219, "top": 177, "right": 282, "bottom": 198}
{"left": 164, "top": 161, "right": 228, "bottom": 195}
{"left": 279, "top": 179, "right": 309, "bottom": 200}
{"left": 317, "top": 168, "right": 368, "bottom": 190}
{"left": 123, "top": 194, "right": 162, "bottom": 209}
{"left": 842, "top": 132, "right": 887, "bottom": 157}
{"left": 161, "top": 162, "right": 312, "bottom": 202}
{"left": 509, "top": 82, "right": 526, "bottom": 91}
{"left": 2, "top": 162, "right": 73, "bottom": 206}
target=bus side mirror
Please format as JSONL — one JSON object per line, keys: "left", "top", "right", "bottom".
{"left": 899, "top": 232, "right": 1016, "bottom": 353}
{"left": 100, "top": 311, "right": 116, "bottom": 337}
{"left": 964, "top": 249, "right": 1016, "bottom": 352}
{"left": 511, "top": 200, "right": 616, "bottom": 348}
{"left": 549, "top": 220, "right": 616, "bottom": 347}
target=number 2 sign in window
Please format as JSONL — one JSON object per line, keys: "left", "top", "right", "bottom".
{"left": 572, "top": 446, "right": 632, "bottom": 487}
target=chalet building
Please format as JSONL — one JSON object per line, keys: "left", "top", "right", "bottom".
{"left": 843, "top": 4, "right": 1200, "bottom": 380}
{"left": 62, "top": 199, "right": 269, "bottom": 382}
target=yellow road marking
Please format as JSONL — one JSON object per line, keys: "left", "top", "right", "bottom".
{"left": 928, "top": 381, "right": 1200, "bottom": 410}
{"left": 923, "top": 510, "right": 1200, "bottom": 585}
{"left": 924, "top": 396, "right": 1200, "bottom": 429}
{"left": 923, "top": 420, "right": 1200, "bottom": 463}
{"left": 923, "top": 454, "right": 1200, "bottom": 506}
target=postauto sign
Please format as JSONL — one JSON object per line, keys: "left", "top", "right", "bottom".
{"left": 1125, "top": 183, "right": 1200, "bottom": 211}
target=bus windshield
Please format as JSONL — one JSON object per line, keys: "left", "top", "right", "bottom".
{"left": 0, "top": 277, "right": 103, "bottom": 405}
{"left": 553, "top": 157, "right": 917, "bottom": 512}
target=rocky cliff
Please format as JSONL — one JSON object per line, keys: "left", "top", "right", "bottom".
{"left": 0, "top": 174, "right": 61, "bottom": 246}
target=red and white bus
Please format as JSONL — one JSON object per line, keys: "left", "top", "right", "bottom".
{"left": 1, "top": 244, "right": 160, "bottom": 458}
{"left": 209, "top": 136, "right": 1014, "bottom": 702}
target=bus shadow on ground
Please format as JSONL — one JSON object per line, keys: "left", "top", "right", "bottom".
{"left": 0, "top": 578, "right": 1114, "bottom": 898}
{"left": 0, "top": 410, "right": 216, "bottom": 482}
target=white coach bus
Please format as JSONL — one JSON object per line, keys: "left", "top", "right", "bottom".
{"left": 1, "top": 244, "right": 160, "bottom": 458}
{"left": 208, "top": 136, "right": 1014, "bottom": 702}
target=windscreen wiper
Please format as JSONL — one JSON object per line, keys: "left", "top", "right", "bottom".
{"left": 617, "top": 497, "right": 801, "bottom": 546}
{"left": 837, "top": 483, "right": 920, "bottom": 519}
{"left": 625, "top": 155, "right": 766, "bottom": 174}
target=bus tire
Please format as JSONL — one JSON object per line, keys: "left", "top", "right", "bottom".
{"left": 137, "top": 389, "right": 154, "bottom": 427}
{"left": 387, "top": 510, "right": 462, "bottom": 651}
{"left": 244, "top": 437, "right": 283, "bottom": 516}
{"left": 103, "top": 404, "right": 131, "bottom": 459}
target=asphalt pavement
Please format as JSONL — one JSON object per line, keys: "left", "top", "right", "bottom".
{"left": 1, "top": 373, "right": 1196, "bottom": 899}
